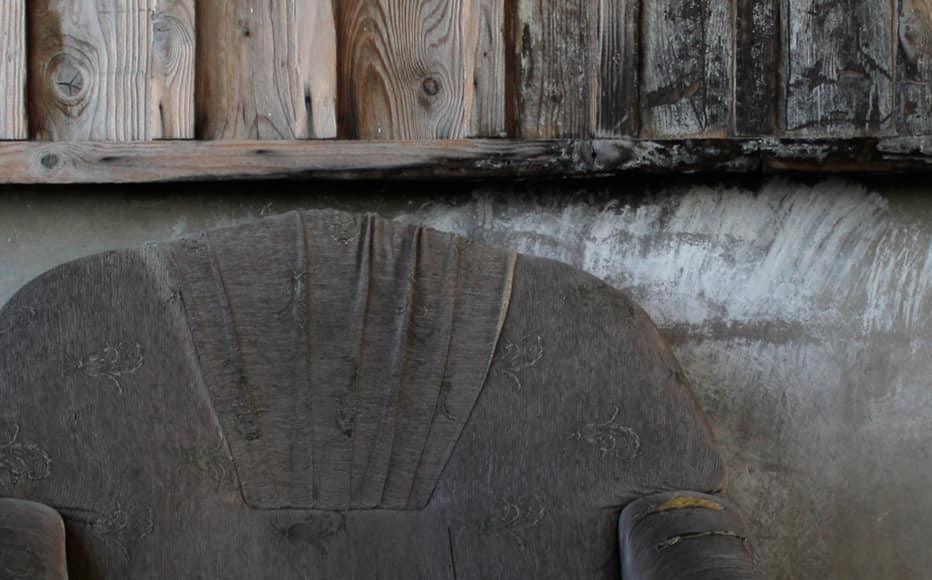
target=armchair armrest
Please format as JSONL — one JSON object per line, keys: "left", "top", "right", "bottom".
{"left": 619, "top": 491, "right": 762, "bottom": 580}
{"left": 0, "top": 498, "right": 68, "bottom": 580}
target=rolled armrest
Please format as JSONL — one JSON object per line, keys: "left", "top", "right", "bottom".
{"left": 0, "top": 498, "right": 68, "bottom": 580}
{"left": 619, "top": 491, "right": 762, "bottom": 580}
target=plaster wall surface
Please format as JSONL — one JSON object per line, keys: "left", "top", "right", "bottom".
{"left": 0, "top": 177, "right": 928, "bottom": 580}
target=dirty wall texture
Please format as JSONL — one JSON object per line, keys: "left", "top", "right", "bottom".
{"left": 0, "top": 177, "right": 929, "bottom": 580}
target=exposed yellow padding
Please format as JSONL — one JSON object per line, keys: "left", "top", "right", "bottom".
{"left": 655, "top": 496, "right": 724, "bottom": 512}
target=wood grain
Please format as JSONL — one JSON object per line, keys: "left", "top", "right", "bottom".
{"left": 337, "top": 0, "right": 475, "bottom": 139}
{"left": 28, "top": 0, "right": 195, "bottom": 141}
{"left": 641, "top": 0, "right": 734, "bottom": 137}
{"left": 467, "top": 0, "right": 507, "bottom": 137}
{"left": 898, "top": 0, "right": 932, "bottom": 133}
{"left": 0, "top": 1, "right": 26, "bottom": 140}
{"left": 196, "top": 0, "right": 337, "bottom": 140}
{"left": 512, "top": 0, "right": 597, "bottom": 138}
{"left": 2, "top": 138, "right": 932, "bottom": 184}
{"left": 785, "top": 0, "right": 896, "bottom": 136}
{"left": 595, "top": 0, "right": 639, "bottom": 137}
{"left": 736, "top": 0, "right": 780, "bottom": 135}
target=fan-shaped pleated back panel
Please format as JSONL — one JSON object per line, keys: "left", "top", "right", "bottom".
{"left": 166, "top": 211, "right": 515, "bottom": 510}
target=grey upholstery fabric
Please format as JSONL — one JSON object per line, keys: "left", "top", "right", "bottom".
{"left": 0, "top": 210, "right": 756, "bottom": 579}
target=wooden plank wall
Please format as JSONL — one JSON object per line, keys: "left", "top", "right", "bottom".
{"left": 0, "top": 0, "right": 930, "bottom": 142}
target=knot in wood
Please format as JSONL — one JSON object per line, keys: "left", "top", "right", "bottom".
{"left": 421, "top": 77, "right": 440, "bottom": 96}
{"left": 40, "top": 154, "right": 60, "bottom": 170}
{"left": 51, "top": 56, "right": 85, "bottom": 100}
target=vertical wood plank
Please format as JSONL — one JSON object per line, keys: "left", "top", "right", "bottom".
{"left": 0, "top": 0, "right": 26, "bottom": 140}
{"left": 29, "top": 0, "right": 195, "bottom": 141}
{"left": 512, "top": 0, "right": 596, "bottom": 138}
{"left": 197, "top": 0, "right": 337, "bottom": 140}
{"left": 785, "top": 0, "right": 896, "bottom": 136}
{"left": 897, "top": 0, "right": 932, "bottom": 133}
{"left": 595, "top": 0, "right": 639, "bottom": 137}
{"left": 735, "top": 0, "right": 780, "bottom": 135}
{"left": 467, "top": 0, "right": 507, "bottom": 137}
{"left": 149, "top": 0, "right": 195, "bottom": 139}
{"left": 641, "top": 0, "right": 734, "bottom": 138}
{"left": 337, "top": 0, "right": 474, "bottom": 139}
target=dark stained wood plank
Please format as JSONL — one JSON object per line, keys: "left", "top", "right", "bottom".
{"left": 336, "top": 0, "right": 473, "bottom": 139}
{"left": 785, "top": 0, "right": 896, "bottom": 136}
{"left": 0, "top": 1, "right": 26, "bottom": 140}
{"left": 467, "top": 0, "right": 508, "bottom": 137}
{"left": 0, "top": 499, "right": 68, "bottom": 580}
{"left": 735, "top": 0, "right": 780, "bottom": 135}
{"left": 196, "top": 0, "right": 337, "bottom": 139}
{"left": 4, "top": 138, "right": 932, "bottom": 184}
{"left": 28, "top": 0, "right": 195, "bottom": 141}
{"left": 897, "top": 0, "right": 932, "bottom": 133}
{"left": 641, "top": 0, "right": 734, "bottom": 137}
{"left": 595, "top": 0, "right": 640, "bottom": 137}
{"left": 512, "top": 0, "right": 597, "bottom": 138}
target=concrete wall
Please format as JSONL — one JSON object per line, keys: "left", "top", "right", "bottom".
{"left": 1, "top": 176, "right": 929, "bottom": 579}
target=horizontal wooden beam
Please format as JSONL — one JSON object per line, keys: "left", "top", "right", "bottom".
{"left": 1, "top": 138, "right": 931, "bottom": 184}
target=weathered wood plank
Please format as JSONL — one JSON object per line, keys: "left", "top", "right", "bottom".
{"left": 735, "top": 0, "right": 780, "bottom": 135}
{"left": 149, "top": 0, "right": 195, "bottom": 139}
{"left": 595, "top": 0, "right": 639, "bottom": 137}
{"left": 785, "top": 0, "right": 896, "bottom": 136}
{"left": 512, "top": 0, "right": 597, "bottom": 138}
{"left": 467, "top": 0, "right": 507, "bottom": 137}
{"left": 897, "top": 0, "right": 932, "bottom": 133}
{"left": 196, "top": 0, "right": 337, "bottom": 140}
{"left": 641, "top": 0, "right": 734, "bottom": 137}
{"left": 3, "top": 138, "right": 932, "bottom": 184}
{"left": 336, "top": 0, "right": 474, "bottom": 139}
{"left": 28, "top": 0, "right": 195, "bottom": 141}
{"left": 0, "top": 1, "right": 26, "bottom": 140}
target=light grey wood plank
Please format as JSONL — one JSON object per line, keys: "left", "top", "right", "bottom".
{"left": 0, "top": 0, "right": 26, "bottom": 140}
{"left": 29, "top": 0, "right": 195, "bottom": 140}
